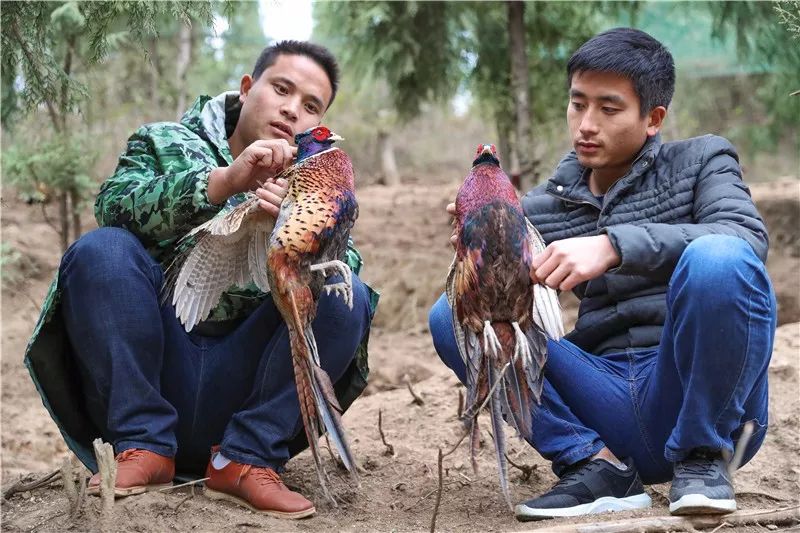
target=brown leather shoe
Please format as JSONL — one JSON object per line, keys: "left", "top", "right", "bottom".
{"left": 87, "top": 448, "right": 175, "bottom": 497}
{"left": 204, "top": 451, "right": 315, "bottom": 519}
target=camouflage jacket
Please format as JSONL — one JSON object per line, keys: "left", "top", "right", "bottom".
{"left": 24, "top": 93, "right": 378, "bottom": 473}
{"left": 95, "top": 92, "right": 368, "bottom": 323}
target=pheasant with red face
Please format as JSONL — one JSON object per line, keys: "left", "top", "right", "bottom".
{"left": 168, "top": 126, "right": 359, "bottom": 503}
{"left": 446, "top": 144, "right": 564, "bottom": 509}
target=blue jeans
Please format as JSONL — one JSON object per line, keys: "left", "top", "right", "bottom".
{"left": 59, "top": 227, "right": 372, "bottom": 474}
{"left": 429, "top": 235, "right": 776, "bottom": 484}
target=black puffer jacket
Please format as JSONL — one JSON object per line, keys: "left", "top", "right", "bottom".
{"left": 521, "top": 134, "right": 769, "bottom": 355}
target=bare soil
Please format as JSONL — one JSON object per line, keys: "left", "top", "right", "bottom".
{"left": 2, "top": 179, "right": 798, "bottom": 532}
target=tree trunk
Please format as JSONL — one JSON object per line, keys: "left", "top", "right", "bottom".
{"left": 174, "top": 22, "right": 193, "bottom": 119}
{"left": 70, "top": 188, "right": 82, "bottom": 242}
{"left": 377, "top": 130, "right": 400, "bottom": 186}
{"left": 149, "top": 38, "right": 161, "bottom": 110}
{"left": 507, "top": 1, "right": 536, "bottom": 190}
{"left": 495, "top": 120, "right": 517, "bottom": 189}
{"left": 59, "top": 192, "right": 69, "bottom": 253}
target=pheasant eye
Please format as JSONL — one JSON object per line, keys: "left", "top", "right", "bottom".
{"left": 312, "top": 127, "right": 330, "bottom": 141}
{"left": 490, "top": 144, "right": 497, "bottom": 155}
{"left": 475, "top": 144, "right": 483, "bottom": 156}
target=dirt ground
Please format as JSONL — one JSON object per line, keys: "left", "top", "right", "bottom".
{"left": 1, "top": 179, "right": 798, "bottom": 532}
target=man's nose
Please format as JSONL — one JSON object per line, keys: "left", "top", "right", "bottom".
{"left": 579, "top": 110, "right": 600, "bottom": 136}
{"left": 280, "top": 100, "right": 299, "bottom": 122}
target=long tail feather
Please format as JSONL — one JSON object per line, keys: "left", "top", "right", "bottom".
{"left": 306, "top": 324, "right": 358, "bottom": 481}
{"left": 287, "top": 292, "right": 334, "bottom": 504}
{"left": 290, "top": 340, "right": 331, "bottom": 502}
{"left": 287, "top": 292, "right": 359, "bottom": 502}
{"left": 489, "top": 363, "right": 513, "bottom": 510}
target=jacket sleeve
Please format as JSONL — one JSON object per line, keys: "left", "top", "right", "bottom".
{"left": 603, "top": 135, "right": 769, "bottom": 280}
{"left": 94, "top": 123, "right": 223, "bottom": 249}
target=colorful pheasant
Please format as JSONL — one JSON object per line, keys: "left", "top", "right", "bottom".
{"left": 446, "top": 144, "right": 564, "bottom": 509}
{"left": 168, "top": 125, "right": 359, "bottom": 503}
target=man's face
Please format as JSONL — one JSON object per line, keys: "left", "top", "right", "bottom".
{"left": 237, "top": 53, "right": 333, "bottom": 146}
{"left": 567, "top": 71, "right": 663, "bottom": 176}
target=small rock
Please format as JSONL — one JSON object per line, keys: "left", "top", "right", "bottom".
{"left": 766, "top": 525, "right": 778, "bottom": 531}
{"left": 21, "top": 491, "right": 31, "bottom": 499}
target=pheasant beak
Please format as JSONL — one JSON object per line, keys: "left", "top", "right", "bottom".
{"left": 480, "top": 144, "right": 494, "bottom": 156}
{"left": 329, "top": 133, "right": 344, "bottom": 142}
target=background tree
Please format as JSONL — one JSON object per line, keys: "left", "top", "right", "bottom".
{"left": 1, "top": 1, "right": 212, "bottom": 251}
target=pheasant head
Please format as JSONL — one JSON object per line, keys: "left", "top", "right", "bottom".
{"left": 295, "top": 125, "right": 344, "bottom": 162}
{"left": 471, "top": 143, "right": 501, "bottom": 168}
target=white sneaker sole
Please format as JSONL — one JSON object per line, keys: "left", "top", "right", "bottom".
{"left": 515, "top": 493, "right": 652, "bottom": 520}
{"left": 669, "top": 493, "right": 736, "bottom": 515}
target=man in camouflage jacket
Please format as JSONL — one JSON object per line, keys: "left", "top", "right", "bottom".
{"left": 25, "top": 40, "right": 377, "bottom": 519}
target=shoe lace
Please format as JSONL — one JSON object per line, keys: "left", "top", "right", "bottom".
{"left": 116, "top": 449, "right": 147, "bottom": 463}
{"left": 238, "top": 465, "right": 284, "bottom": 487}
{"left": 553, "top": 463, "right": 590, "bottom": 488}
{"left": 675, "top": 459, "right": 716, "bottom": 478}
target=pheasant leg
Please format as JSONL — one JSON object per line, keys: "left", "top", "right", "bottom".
{"left": 310, "top": 260, "right": 353, "bottom": 309}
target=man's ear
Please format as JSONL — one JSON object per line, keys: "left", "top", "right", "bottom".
{"left": 239, "top": 74, "right": 254, "bottom": 103}
{"left": 646, "top": 106, "right": 667, "bottom": 136}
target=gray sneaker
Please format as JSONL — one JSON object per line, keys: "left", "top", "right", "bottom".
{"left": 669, "top": 449, "right": 736, "bottom": 515}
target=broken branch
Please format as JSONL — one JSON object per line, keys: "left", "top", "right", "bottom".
{"left": 505, "top": 453, "right": 538, "bottom": 481}
{"left": 520, "top": 505, "right": 800, "bottom": 533}
{"left": 378, "top": 409, "right": 396, "bottom": 457}
{"left": 430, "top": 429, "right": 471, "bottom": 533}
{"left": 2, "top": 470, "right": 60, "bottom": 499}
{"left": 405, "top": 376, "right": 425, "bottom": 406}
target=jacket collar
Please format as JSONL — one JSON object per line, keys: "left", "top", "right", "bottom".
{"left": 180, "top": 92, "right": 239, "bottom": 165}
{"left": 546, "top": 134, "right": 662, "bottom": 206}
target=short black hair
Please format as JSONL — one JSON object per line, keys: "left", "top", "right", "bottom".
{"left": 252, "top": 40, "right": 340, "bottom": 107}
{"left": 567, "top": 28, "right": 675, "bottom": 116}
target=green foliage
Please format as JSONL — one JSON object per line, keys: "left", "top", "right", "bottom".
{"left": 705, "top": 1, "right": 800, "bottom": 146}
{"left": 188, "top": 1, "right": 268, "bottom": 94}
{"left": 0, "top": 243, "right": 24, "bottom": 287}
{"left": 775, "top": 0, "right": 800, "bottom": 39}
{"left": 1, "top": 1, "right": 213, "bottom": 128}
{"left": 315, "top": 1, "right": 468, "bottom": 120}
{"left": 2, "top": 137, "right": 97, "bottom": 206}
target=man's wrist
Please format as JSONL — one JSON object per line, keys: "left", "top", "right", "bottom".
{"left": 207, "top": 167, "right": 231, "bottom": 205}
{"left": 602, "top": 234, "right": 621, "bottom": 268}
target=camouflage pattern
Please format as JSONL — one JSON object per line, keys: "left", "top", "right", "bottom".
{"left": 95, "top": 93, "right": 368, "bottom": 323}
{"left": 24, "top": 94, "right": 378, "bottom": 473}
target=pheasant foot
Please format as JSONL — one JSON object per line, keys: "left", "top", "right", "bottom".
{"left": 310, "top": 260, "right": 353, "bottom": 309}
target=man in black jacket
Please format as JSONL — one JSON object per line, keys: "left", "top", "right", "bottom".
{"left": 429, "top": 27, "right": 776, "bottom": 521}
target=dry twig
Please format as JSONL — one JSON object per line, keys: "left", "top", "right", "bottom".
{"left": 505, "top": 453, "right": 538, "bottom": 482}
{"left": 520, "top": 505, "right": 800, "bottom": 533}
{"left": 157, "top": 477, "right": 209, "bottom": 492}
{"left": 709, "top": 522, "right": 732, "bottom": 533}
{"left": 429, "top": 430, "right": 471, "bottom": 533}
{"left": 92, "top": 438, "right": 116, "bottom": 517}
{"left": 457, "top": 389, "right": 464, "bottom": 419}
{"left": 60, "top": 456, "right": 84, "bottom": 516}
{"left": 378, "top": 409, "right": 396, "bottom": 457}
{"left": 405, "top": 376, "right": 425, "bottom": 406}
{"left": 2, "top": 469, "right": 60, "bottom": 500}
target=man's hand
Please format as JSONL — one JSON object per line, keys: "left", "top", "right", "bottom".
{"left": 208, "top": 139, "right": 296, "bottom": 204}
{"left": 446, "top": 202, "right": 457, "bottom": 248}
{"left": 531, "top": 235, "right": 620, "bottom": 291}
{"left": 255, "top": 177, "right": 288, "bottom": 218}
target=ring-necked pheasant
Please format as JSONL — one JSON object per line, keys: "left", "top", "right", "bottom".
{"left": 168, "top": 125, "right": 359, "bottom": 504}
{"left": 446, "top": 144, "right": 564, "bottom": 509}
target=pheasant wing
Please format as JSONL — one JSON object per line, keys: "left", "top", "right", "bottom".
{"left": 169, "top": 195, "right": 274, "bottom": 331}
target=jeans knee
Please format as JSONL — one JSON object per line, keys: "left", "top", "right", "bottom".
{"left": 350, "top": 275, "right": 373, "bottom": 330}
{"left": 428, "top": 295, "right": 451, "bottom": 357}
{"left": 674, "top": 235, "right": 763, "bottom": 296}
{"left": 61, "top": 227, "right": 155, "bottom": 286}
